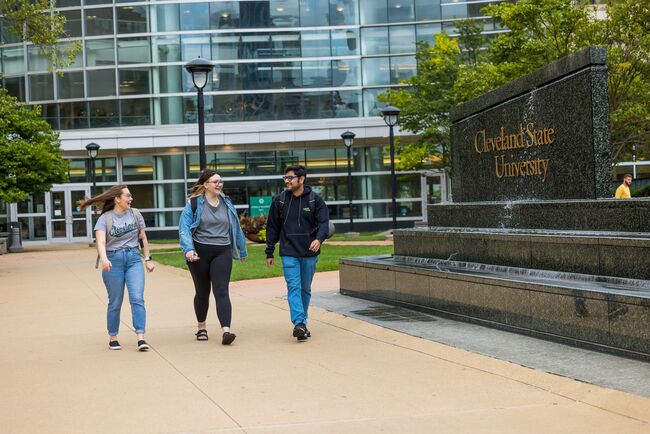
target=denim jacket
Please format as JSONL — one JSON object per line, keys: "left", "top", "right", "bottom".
{"left": 178, "top": 194, "right": 248, "bottom": 260}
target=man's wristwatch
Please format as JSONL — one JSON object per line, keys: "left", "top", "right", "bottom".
{"left": 144, "top": 255, "right": 153, "bottom": 261}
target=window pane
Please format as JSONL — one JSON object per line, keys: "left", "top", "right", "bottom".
{"left": 67, "top": 159, "right": 88, "bottom": 183}
{"left": 119, "top": 68, "right": 151, "bottom": 95}
{"left": 213, "top": 94, "right": 243, "bottom": 122}
{"left": 59, "top": 101, "right": 88, "bottom": 129}
{"left": 331, "top": 29, "right": 359, "bottom": 56}
{"left": 240, "top": 63, "right": 271, "bottom": 90}
{"left": 1, "top": 46, "right": 24, "bottom": 74}
{"left": 180, "top": 2, "right": 210, "bottom": 31}
{"left": 240, "top": 33, "right": 270, "bottom": 59}
{"left": 117, "top": 5, "right": 148, "bottom": 34}
{"left": 152, "top": 35, "right": 180, "bottom": 63}
{"left": 242, "top": 94, "right": 272, "bottom": 121}
{"left": 18, "top": 216, "right": 47, "bottom": 241}
{"left": 215, "top": 152, "right": 246, "bottom": 176}
{"left": 153, "top": 4, "right": 179, "bottom": 32}
{"left": 303, "top": 92, "right": 334, "bottom": 119}
{"left": 123, "top": 156, "right": 154, "bottom": 181}
{"left": 156, "top": 65, "right": 182, "bottom": 93}
{"left": 155, "top": 183, "right": 186, "bottom": 207}
{"left": 181, "top": 34, "right": 210, "bottom": 61}
{"left": 271, "top": 32, "right": 301, "bottom": 58}
{"left": 303, "top": 60, "right": 332, "bottom": 88}
{"left": 272, "top": 92, "right": 302, "bottom": 120}
{"left": 57, "top": 42, "right": 83, "bottom": 68}
{"left": 306, "top": 148, "right": 336, "bottom": 173}
{"left": 360, "top": 0, "right": 387, "bottom": 24}
{"left": 29, "top": 73, "right": 54, "bottom": 101}
{"left": 332, "top": 59, "right": 360, "bottom": 87}
{"left": 154, "top": 155, "right": 185, "bottom": 180}
{"left": 300, "top": 0, "right": 329, "bottom": 26}
{"left": 334, "top": 89, "right": 361, "bottom": 118}
{"left": 85, "top": 8, "right": 114, "bottom": 36}
{"left": 330, "top": 0, "right": 358, "bottom": 25}
{"left": 58, "top": 71, "right": 84, "bottom": 99}
{"left": 40, "top": 103, "right": 59, "bottom": 129}
{"left": 210, "top": 1, "right": 240, "bottom": 29}
{"left": 128, "top": 184, "right": 155, "bottom": 208}
{"left": 390, "top": 25, "right": 415, "bottom": 53}
{"left": 89, "top": 100, "right": 118, "bottom": 127}
{"left": 278, "top": 149, "right": 304, "bottom": 169}
{"left": 361, "top": 27, "right": 389, "bottom": 55}
{"left": 415, "top": 0, "right": 441, "bottom": 20}
{"left": 61, "top": 10, "right": 82, "bottom": 37}
{"left": 442, "top": 3, "right": 467, "bottom": 20}
{"left": 212, "top": 34, "right": 239, "bottom": 61}
{"left": 4, "top": 76, "right": 26, "bottom": 101}
{"left": 270, "top": 0, "right": 300, "bottom": 27}
{"left": 28, "top": 45, "right": 49, "bottom": 72}
{"left": 120, "top": 98, "right": 151, "bottom": 126}
{"left": 215, "top": 64, "right": 241, "bottom": 91}
{"left": 301, "top": 30, "right": 330, "bottom": 57}
{"left": 388, "top": 0, "right": 414, "bottom": 22}
{"left": 272, "top": 62, "right": 302, "bottom": 88}
{"left": 362, "top": 57, "right": 390, "bottom": 86}
{"left": 96, "top": 157, "right": 118, "bottom": 182}
{"left": 390, "top": 55, "right": 417, "bottom": 83}
{"left": 86, "top": 39, "right": 115, "bottom": 66}
{"left": 247, "top": 151, "right": 277, "bottom": 176}
{"left": 87, "top": 69, "right": 116, "bottom": 97}
{"left": 363, "top": 88, "right": 388, "bottom": 117}
{"left": 159, "top": 96, "right": 184, "bottom": 124}
{"left": 118, "top": 37, "right": 151, "bottom": 64}
{"left": 416, "top": 23, "right": 441, "bottom": 45}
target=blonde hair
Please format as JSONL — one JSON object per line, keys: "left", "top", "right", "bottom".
{"left": 78, "top": 184, "right": 128, "bottom": 214}
{"left": 188, "top": 169, "right": 221, "bottom": 198}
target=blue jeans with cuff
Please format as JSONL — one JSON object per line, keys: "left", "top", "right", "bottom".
{"left": 102, "top": 247, "right": 146, "bottom": 336}
{"left": 281, "top": 256, "right": 318, "bottom": 326}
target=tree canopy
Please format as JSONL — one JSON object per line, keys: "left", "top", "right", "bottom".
{"left": 382, "top": 0, "right": 650, "bottom": 169}
{"left": 1, "top": 0, "right": 80, "bottom": 71}
{"left": 0, "top": 91, "right": 68, "bottom": 203}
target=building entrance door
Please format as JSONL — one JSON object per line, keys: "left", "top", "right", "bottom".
{"left": 49, "top": 186, "right": 91, "bottom": 242}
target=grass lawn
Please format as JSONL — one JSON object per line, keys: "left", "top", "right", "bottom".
{"left": 154, "top": 244, "right": 393, "bottom": 281}
{"left": 150, "top": 231, "right": 388, "bottom": 245}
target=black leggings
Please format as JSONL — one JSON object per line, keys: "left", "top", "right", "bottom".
{"left": 187, "top": 242, "right": 233, "bottom": 327}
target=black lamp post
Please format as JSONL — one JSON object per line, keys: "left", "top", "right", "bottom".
{"left": 381, "top": 105, "right": 401, "bottom": 231}
{"left": 85, "top": 142, "right": 100, "bottom": 197}
{"left": 184, "top": 57, "right": 215, "bottom": 171}
{"left": 341, "top": 131, "right": 356, "bottom": 233}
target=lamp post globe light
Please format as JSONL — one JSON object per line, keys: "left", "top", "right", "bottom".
{"left": 184, "top": 57, "right": 215, "bottom": 171}
{"left": 340, "top": 131, "right": 356, "bottom": 235}
{"left": 85, "top": 142, "right": 100, "bottom": 197}
{"left": 380, "top": 105, "right": 401, "bottom": 231}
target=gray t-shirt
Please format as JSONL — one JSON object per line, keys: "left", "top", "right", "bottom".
{"left": 94, "top": 209, "right": 145, "bottom": 251}
{"left": 193, "top": 200, "right": 231, "bottom": 246}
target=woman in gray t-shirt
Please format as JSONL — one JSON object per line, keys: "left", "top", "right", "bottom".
{"left": 80, "top": 185, "right": 155, "bottom": 351}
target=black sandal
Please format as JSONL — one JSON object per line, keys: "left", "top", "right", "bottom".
{"left": 195, "top": 329, "right": 208, "bottom": 341}
{"left": 222, "top": 332, "right": 236, "bottom": 345}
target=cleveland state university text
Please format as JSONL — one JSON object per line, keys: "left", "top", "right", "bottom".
{"left": 473, "top": 123, "right": 555, "bottom": 154}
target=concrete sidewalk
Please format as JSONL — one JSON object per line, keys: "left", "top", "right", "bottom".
{"left": 0, "top": 247, "right": 648, "bottom": 434}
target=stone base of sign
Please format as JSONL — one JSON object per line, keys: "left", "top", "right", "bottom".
{"left": 340, "top": 255, "right": 650, "bottom": 360}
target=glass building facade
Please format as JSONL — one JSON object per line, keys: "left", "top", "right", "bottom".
{"left": 0, "top": 0, "right": 502, "bottom": 241}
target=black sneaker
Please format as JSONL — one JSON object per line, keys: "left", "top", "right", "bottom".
{"left": 137, "top": 340, "right": 149, "bottom": 351}
{"left": 109, "top": 340, "right": 121, "bottom": 350}
{"left": 293, "top": 323, "right": 307, "bottom": 341}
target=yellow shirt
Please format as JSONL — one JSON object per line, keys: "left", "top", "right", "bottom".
{"left": 615, "top": 183, "right": 631, "bottom": 199}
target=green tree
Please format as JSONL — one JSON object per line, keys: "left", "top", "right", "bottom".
{"left": 1, "top": 0, "right": 80, "bottom": 71}
{"left": 0, "top": 90, "right": 68, "bottom": 203}
{"left": 382, "top": 0, "right": 650, "bottom": 168}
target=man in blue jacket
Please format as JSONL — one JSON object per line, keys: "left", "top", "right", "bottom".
{"left": 265, "top": 165, "right": 330, "bottom": 341}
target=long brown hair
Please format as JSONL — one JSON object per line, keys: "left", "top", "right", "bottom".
{"left": 78, "top": 184, "right": 128, "bottom": 214}
{"left": 188, "top": 169, "right": 221, "bottom": 199}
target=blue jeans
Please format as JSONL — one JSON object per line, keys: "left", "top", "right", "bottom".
{"left": 281, "top": 256, "right": 318, "bottom": 325}
{"left": 102, "top": 247, "right": 146, "bottom": 336}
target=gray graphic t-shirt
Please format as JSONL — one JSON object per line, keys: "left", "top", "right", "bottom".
{"left": 94, "top": 209, "right": 146, "bottom": 251}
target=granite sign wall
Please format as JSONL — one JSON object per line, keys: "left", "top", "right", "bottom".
{"left": 450, "top": 47, "right": 611, "bottom": 202}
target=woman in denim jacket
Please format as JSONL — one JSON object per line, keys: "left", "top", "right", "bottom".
{"left": 178, "top": 169, "right": 248, "bottom": 345}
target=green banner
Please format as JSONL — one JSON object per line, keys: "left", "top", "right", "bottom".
{"left": 249, "top": 195, "right": 272, "bottom": 217}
